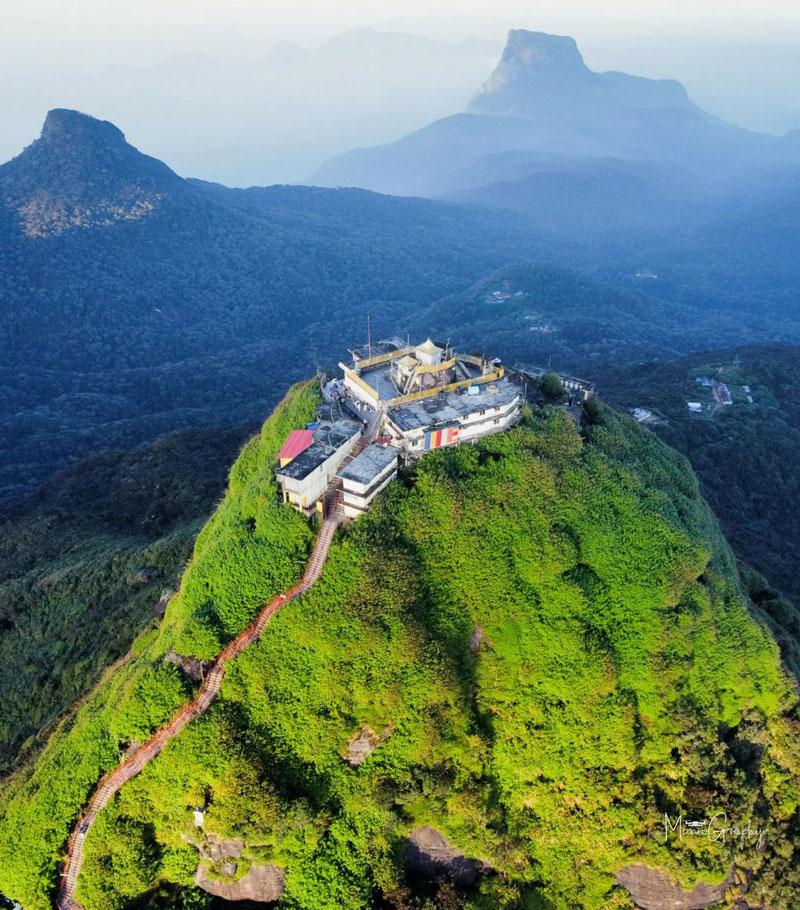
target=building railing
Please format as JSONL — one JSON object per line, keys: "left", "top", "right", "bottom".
{"left": 344, "top": 368, "right": 380, "bottom": 401}
{"left": 354, "top": 345, "right": 414, "bottom": 369}
{"left": 410, "top": 356, "right": 456, "bottom": 377}
{"left": 344, "top": 348, "right": 503, "bottom": 408}
{"left": 384, "top": 366, "right": 505, "bottom": 408}
{"left": 458, "top": 353, "right": 486, "bottom": 368}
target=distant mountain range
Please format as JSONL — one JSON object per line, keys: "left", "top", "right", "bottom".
{"left": 312, "top": 28, "right": 800, "bottom": 345}
{"left": 312, "top": 29, "right": 798, "bottom": 197}
{"left": 2, "top": 98, "right": 800, "bottom": 509}
{"left": 0, "top": 108, "right": 545, "bottom": 506}
{"left": 2, "top": 29, "right": 501, "bottom": 187}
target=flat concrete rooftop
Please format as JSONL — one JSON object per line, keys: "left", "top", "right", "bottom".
{"left": 338, "top": 443, "right": 397, "bottom": 485}
{"left": 278, "top": 443, "right": 335, "bottom": 480}
{"left": 360, "top": 364, "right": 401, "bottom": 401}
{"left": 277, "top": 419, "right": 361, "bottom": 480}
{"left": 386, "top": 377, "right": 520, "bottom": 432}
{"left": 312, "top": 419, "right": 362, "bottom": 450}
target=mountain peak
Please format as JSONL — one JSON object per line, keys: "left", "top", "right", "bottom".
{"left": 498, "top": 29, "right": 589, "bottom": 77}
{"left": 469, "top": 29, "right": 692, "bottom": 118}
{"left": 0, "top": 109, "right": 182, "bottom": 238}
{"left": 40, "top": 108, "right": 127, "bottom": 147}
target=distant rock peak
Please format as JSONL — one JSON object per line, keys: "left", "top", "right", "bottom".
{"left": 469, "top": 28, "right": 693, "bottom": 118}
{"left": 41, "top": 108, "right": 127, "bottom": 147}
{"left": 498, "top": 30, "right": 589, "bottom": 76}
{"left": 0, "top": 109, "right": 181, "bottom": 237}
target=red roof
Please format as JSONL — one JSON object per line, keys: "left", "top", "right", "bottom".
{"left": 278, "top": 429, "right": 314, "bottom": 461}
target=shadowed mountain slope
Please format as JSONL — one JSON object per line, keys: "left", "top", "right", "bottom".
{"left": 312, "top": 29, "right": 788, "bottom": 197}
{"left": 0, "top": 109, "right": 542, "bottom": 507}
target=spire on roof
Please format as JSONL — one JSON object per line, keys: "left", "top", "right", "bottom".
{"left": 416, "top": 337, "right": 441, "bottom": 354}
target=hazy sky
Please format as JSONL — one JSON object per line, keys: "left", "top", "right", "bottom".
{"left": 3, "top": 0, "right": 800, "bottom": 184}
{"left": 4, "top": 0, "right": 800, "bottom": 66}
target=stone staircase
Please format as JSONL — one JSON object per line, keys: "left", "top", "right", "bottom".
{"left": 57, "top": 485, "right": 349, "bottom": 909}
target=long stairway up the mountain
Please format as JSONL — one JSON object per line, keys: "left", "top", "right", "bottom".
{"left": 56, "top": 490, "right": 344, "bottom": 910}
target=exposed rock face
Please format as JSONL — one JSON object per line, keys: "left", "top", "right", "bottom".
{"left": 165, "top": 649, "right": 207, "bottom": 683}
{"left": 127, "top": 567, "right": 154, "bottom": 585}
{"left": 469, "top": 625, "right": 484, "bottom": 653}
{"left": 344, "top": 726, "right": 393, "bottom": 768}
{"left": 405, "top": 825, "right": 478, "bottom": 887}
{"left": 469, "top": 29, "right": 692, "bottom": 119}
{"left": 197, "top": 833, "right": 243, "bottom": 864}
{"left": 615, "top": 864, "right": 737, "bottom": 910}
{"left": 0, "top": 108, "right": 180, "bottom": 237}
{"left": 155, "top": 587, "right": 175, "bottom": 618}
{"left": 483, "top": 30, "right": 590, "bottom": 88}
{"left": 195, "top": 862, "right": 286, "bottom": 902}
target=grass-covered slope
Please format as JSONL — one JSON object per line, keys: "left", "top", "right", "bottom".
{"left": 2, "top": 386, "right": 800, "bottom": 910}
{"left": 0, "top": 423, "right": 253, "bottom": 773}
{"left": 597, "top": 344, "right": 800, "bottom": 677}
{"left": 0, "top": 381, "right": 321, "bottom": 910}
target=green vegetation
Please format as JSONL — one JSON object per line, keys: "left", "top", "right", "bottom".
{"left": 0, "top": 109, "right": 538, "bottom": 508}
{"left": 2, "top": 385, "right": 799, "bottom": 910}
{"left": 0, "top": 383, "right": 318, "bottom": 909}
{"left": 0, "top": 423, "right": 252, "bottom": 772}
{"left": 598, "top": 343, "right": 800, "bottom": 676}
{"left": 537, "top": 371, "right": 567, "bottom": 403}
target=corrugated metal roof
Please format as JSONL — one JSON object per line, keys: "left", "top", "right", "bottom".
{"left": 278, "top": 429, "right": 314, "bottom": 461}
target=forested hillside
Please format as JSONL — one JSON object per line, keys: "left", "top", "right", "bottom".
{"left": 598, "top": 343, "right": 800, "bottom": 675}
{"left": 2, "top": 382, "right": 798, "bottom": 910}
{"left": 0, "top": 109, "right": 540, "bottom": 507}
{"left": 408, "top": 261, "right": 800, "bottom": 376}
{"left": 4, "top": 107, "right": 800, "bottom": 513}
{"left": 0, "top": 423, "right": 252, "bottom": 772}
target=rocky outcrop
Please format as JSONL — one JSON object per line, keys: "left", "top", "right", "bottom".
{"left": 469, "top": 29, "right": 692, "bottom": 119}
{"left": 195, "top": 862, "right": 286, "bottom": 902}
{"left": 165, "top": 649, "right": 207, "bottom": 683}
{"left": 197, "top": 833, "right": 243, "bottom": 864}
{"left": 469, "top": 625, "right": 484, "bottom": 653}
{"left": 615, "top": 864, "right": 739, "bottom": 910}
{"left": 344, "top": 726, "right": 393, "bottom": 768}
{"left": 127, "top": 567, "right": 154, "bottom": 585}
{"left": 193, "top": 833, "right": 285, "bottom": 903}
{"left": 405, "top": 826, "right": 479, "bottom": 887}
{"left": 155, "top": 587, "right": 175, "bottom": 618}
